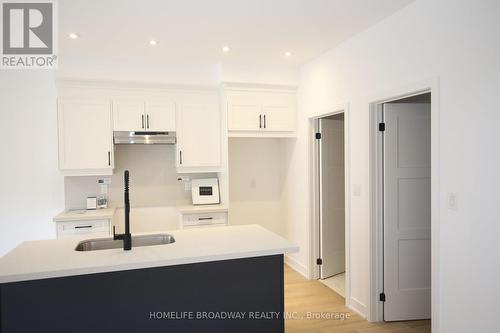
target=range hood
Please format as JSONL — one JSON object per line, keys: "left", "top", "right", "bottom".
{"left": 113, "top": 131, "right": 176, "bottom": 145}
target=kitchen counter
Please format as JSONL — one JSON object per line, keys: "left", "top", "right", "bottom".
{"left": 0, "top": 224, "right": 298, "bottom": 283}
{"left": 53, "top": 207, "right": 116, "bottom": 222}
{"left": 176, "top": 204, "right": 229, "bottom": 214}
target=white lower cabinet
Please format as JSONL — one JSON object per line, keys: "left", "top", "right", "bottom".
{"left": 57, "top": 99, "right": 114, "bottom": 175}
{"left": 180, "top": 212, "right": 228, "bottom": 229}
{"left": 55, "top": 219, "right": 112, "bottom": 239}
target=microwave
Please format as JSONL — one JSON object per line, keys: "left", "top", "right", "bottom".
{"left": 191, "top": 178, "right": 220, "bottom": 205}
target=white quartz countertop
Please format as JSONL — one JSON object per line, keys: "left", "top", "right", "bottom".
{"left": 176, "top": 204, "right": 229, "bottom": 214}
{"left": 53, "top": 207, "right": 116, "bottom": 222}
{"left": 0, "top": 225, "right": 298, "bottom": 283}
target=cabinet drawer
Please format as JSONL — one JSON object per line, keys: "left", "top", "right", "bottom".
{"left": 56, "top": 219, "right": 111, "bottom": 238}
{"left": 182, "top": 212, "right": 227, "bottom": 228}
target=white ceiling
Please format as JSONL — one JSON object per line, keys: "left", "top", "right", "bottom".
{"left": 59, "top": 0, "right": 414, "bottom": 67}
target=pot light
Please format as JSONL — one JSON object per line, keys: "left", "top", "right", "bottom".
{"left": 149, "top": 40, "right": 158, "bottom": 46}
{"left": 285, "top": 51, "right": 292, "bottom": 57}
{"left": 222, "top": 45, "right": 230, "bottom": 53}
{"left": 69, "top": 33, "right": 79, "bottom": 39}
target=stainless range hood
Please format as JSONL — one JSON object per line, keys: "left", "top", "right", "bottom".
{"left": 113, "top": 131, "right": 176, "bottom": 145}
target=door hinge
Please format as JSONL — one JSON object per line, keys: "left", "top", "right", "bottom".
{"left": 379, "top": 292, "right": 386, "bottom": 302}
{"left": 315, "top": 132, "right": 321, "bottom": 139}
{"left": 378, "top": 123, "right": 386, "bottom": 132}
{"left": 316, "top": 258, "right": 323, "bottom": 265}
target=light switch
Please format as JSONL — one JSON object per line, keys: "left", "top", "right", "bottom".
{"left": 447, "top": 192, "right": 458, "bottom": 210}
{"left": 352, "top": 184, "right": 362, "bottom": 197}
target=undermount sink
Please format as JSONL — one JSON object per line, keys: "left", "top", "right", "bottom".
{"left": 75, "top": 234, "right": 175, "bottom": 251}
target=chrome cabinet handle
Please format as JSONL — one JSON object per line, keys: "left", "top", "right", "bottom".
{"left": 75, "top": 225, "right": 92, "bottom": 229}
{"left": 198, "top": 217, "right": 213, "bottom": 221}
{"left": 147, "top": 114, "right": 150, "bottom": 129}
{"left": 259, "top": 114, "right": 262, "bottom": 128}
{"left": 179, "top": 150, "right": 183, "bottom": 165}
{"left": 141, "top": 115, "right": 145, "bottom": 128}
{"left": 108, "top": 151, "right": 111, "bottom": 166}
{"left": 263, "top": 114, "right": 266, "bottom": 128}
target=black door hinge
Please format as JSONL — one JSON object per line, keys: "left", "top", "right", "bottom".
{"left": 315, "top": 132, "right": 321, "bottom": 139}
{"left": 316, "top": 258, "right": 323, "bottom": 265}
{"left": 378, "top": 123, "right": 386, "bottom": 132}
{"left": 379, "top": 293, "right": 386, "bottom": 302}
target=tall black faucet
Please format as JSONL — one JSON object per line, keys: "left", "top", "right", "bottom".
{"left": 113, "top": 170, "right": 132, "bottom": 250}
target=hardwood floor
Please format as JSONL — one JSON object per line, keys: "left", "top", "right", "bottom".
{"left": 284, "top": 265, "right": 431, "bottom": 333}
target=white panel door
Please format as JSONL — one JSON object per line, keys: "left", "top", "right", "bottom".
{"left": 383, "top": 103, "right": 431, "bottom": 321}
{"left": 176, "top": 103, "right": 221, "bottom": 168}
{"left": 146, "top": 102, "right": 176, "bottom": 132}
{"left": 113, "top": 100, "right": 145, "bottom": 131}
{"left": 58, "top": 99, "right": 113, "bottom": 170}
{"left": 262, "top": 92, "right": 296, "bottom": 132}
{"left": 227, "top": 91, "right": 262, "bottom": 131}
{"left": 319, "top": 117, "right": 345, "bottom": 278}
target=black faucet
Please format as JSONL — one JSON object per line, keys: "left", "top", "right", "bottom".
{"left": 113, "top": 170, "right": 132, "bottom": 250}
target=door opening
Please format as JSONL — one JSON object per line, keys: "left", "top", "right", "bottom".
{"left": 317, "top": 112, "right": 346, "bottom": 298}
{"left": 380, "top": 93, "right": 432, "bottom": 322}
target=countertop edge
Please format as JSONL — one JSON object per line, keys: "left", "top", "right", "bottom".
{"left": 0, "top": 246, "right": 299, "bottom": 284}
{"left": 53, "top": 207, "right": 116, "bottom": 222}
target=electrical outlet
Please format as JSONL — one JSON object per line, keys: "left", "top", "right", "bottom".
{"left": 177, "top": 176, "right": 191, "bottom": 190}
{"left": 98, "top": 178, "right": 111, "bottom": 185}
{"left": 447, "top": 192, "right": 458, "bottom": 210}
{"left": 352, "top": 184, "right": 362, "bottom": 197}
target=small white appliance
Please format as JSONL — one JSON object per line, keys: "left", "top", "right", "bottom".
{"left": 191, "top": 178, "right": 220, "bottom": 205}
{"left": 86, "top": 196, "right": 97, "bottom": 210}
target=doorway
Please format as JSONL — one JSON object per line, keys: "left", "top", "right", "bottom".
{"left": 315, "top": 112, "right": 347, "bottom": 298}
{"left": 375, "top": 92, "right": 432, "bottom": 323}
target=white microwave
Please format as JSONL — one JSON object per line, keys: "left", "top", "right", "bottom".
{"left": 191, "top": 178, "right": 220, "bottom": 205}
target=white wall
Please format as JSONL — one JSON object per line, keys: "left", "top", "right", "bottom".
{"left": 64, "top": 145, "right": 201, "bottom": 209}
{"left": 285, "top": 0, "right": 500, "bottom": 331}
{"left": 64, "top": 145, "right": 217, "bottom": 232}
{"left": 0, "top": 71, "right": 64, "bottom": 256}
{"left": 58, "top": 57, "right": 220, "bottom": 86}
{"left": 218, "top": 63, "right": 298, "bottom": 86}
{"left": 228, "top": 138, "right": 284, "bottom": 235}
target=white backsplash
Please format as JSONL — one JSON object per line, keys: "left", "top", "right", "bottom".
{"left": 64, "top": 145, "right": 216, "bottom": 210}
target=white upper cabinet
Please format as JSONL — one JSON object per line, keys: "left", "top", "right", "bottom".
{"left": 227, "top": 91, "right": 262, "bottom": 131}
{"left": 261, "top": 92, "right": 296, "bottom": 132}
{"left": 145, "top": 102, "right": 176, "bottom": 132}
{"left": 113, "top": 100, "right": 176, "bottom": 132}
{"left": 57, "top": 98, "right": 114, "bottom": 175}
{"left": 225, "top": 86, "right": 297, "bottom": 137}
{"left": 176, "top": 103, "right": 221, "bottom": 172}
{"left": 113, "top": 100, "right": 145, "bottom": 131}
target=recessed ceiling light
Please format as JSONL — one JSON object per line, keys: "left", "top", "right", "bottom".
{"left": 222, "top": 45, "right": 230, "bottom": 53}
{"left": 149, "top": 40, "right": 158, "bottom": 46}
{"left": 285, "top": 51, "right": 292, "bottom": 57}
{"left": 69, "top": 33, "right": 79, "bottom": 39}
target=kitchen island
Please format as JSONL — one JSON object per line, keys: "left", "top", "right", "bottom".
{"left": 0, "top": 225, "right": 298, "bottom": 333}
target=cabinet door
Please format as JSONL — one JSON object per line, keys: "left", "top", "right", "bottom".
{"left": 58, "top": 99, "right": 113, "bottom": 170}
{"left": 113, "top": 100, "right": 145, "bottom": 131}
{"left": 145, "top": 101, "right": 176, "bottom": 132}
{"left": 227, "top": 91, "right": 262, "bottom": 131}
{"left": 177, "top": 103, "right": 221, "bottom": 168}
{"left": 261, "top": 92, "right": 296, "bottom": 132}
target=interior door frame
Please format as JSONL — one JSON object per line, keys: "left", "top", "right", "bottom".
{"left": 309, "top": 103, "right": 351, "bottom": 305}
{"left": 368, "top": 78, "right": 440, "bottom": 332}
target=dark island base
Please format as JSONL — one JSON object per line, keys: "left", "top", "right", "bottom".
{"left": 0, "top": 254, "right": 284, "bottom": 333}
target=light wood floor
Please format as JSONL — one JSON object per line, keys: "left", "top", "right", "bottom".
{"left": 284, "top": 265, "right": 431, "bottom": 333}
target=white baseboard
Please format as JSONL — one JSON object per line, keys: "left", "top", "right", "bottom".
{"left": 347, "top": 296, "right": 367, "bottom": 318}
{"left": 284, "top": 254, "right": 309, "bottom": 279}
